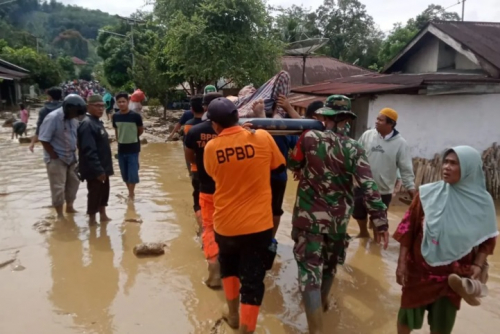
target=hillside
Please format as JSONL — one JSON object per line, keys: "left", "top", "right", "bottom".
{"left": 0, "top": 0, "right": 118, "bottom": 61}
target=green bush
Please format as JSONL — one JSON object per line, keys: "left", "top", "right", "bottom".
{"left": 147, "top": 98, "right": 161, "bottom": 117}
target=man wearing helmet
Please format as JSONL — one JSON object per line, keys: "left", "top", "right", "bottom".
{"left": 39, "top": 94, "right": 87, "bottom": 220}
{"left": 288, "top": 95, "right": 389, "bottom": 333}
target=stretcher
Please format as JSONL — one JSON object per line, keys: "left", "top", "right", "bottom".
{"left": 238, "top": 118, "right": 324, "bottom": 135}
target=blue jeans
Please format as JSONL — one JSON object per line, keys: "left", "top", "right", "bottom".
{"left": 118, "top": 153, "right": 140, "bottom": 184}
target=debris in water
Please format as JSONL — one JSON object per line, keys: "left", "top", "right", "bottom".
{"left": 0, "top": 250, "right": 24, "bottom": 271}
{"left": 140, "top": 138, "right": 148, "bottom": 145}
{"left": 18, "top": 137, "right": 31, "bottom": 144}
{"left": 133, "top": 242, "right": 167, "bottom": 257}
{"left": 0, "top": 258, "right": 15, "bottom": 269}
{"left": 12, "top": 264, "right": 25, "bottom": 271}
{"left": 125, "top": 218, "right": 143, "bottom": 224}
{"left": 209, "top": 318, "right": 228, "bottom": 334}
{"left": 33, "top": 220, "right": 54, "bottom": 233}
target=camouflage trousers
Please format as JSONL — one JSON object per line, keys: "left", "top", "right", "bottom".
{"left": 292, "top": 227, "right": 349, "bottom": 292}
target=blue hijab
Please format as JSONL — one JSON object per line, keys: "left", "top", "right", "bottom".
{"left": 420, "top": 146, "right": 498, "bottom": 267}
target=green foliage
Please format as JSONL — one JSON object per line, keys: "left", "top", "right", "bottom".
{"left": 377, "top": 24, "right": 419, "bottom": 67}
{"left": 273, "top": 5, "right": 321, "bottom": 43}
{"left": 57, "top": 56, "right": 76, "bottom": 80}
{"left": 0, "top": 0, "right": 118, "bottom": 59}
{"left": 0, "top": 39, "right": 7, "bottom": 52}
{"left": 155, "top": 0, "right": 283, "bottom": 94}
{"left": 378, "top": 4, "right": 460, "bottom": 67}
{"left": 96, "top": 23, "right": 135, "bottom": 87}
{"left": 147, "top": 98, "right": 162, "bottom": 117}
{"left": 0, "top": 47, "right": 63, "bottom": 89}
{"left": 79, "top": 65, "right": 93, "bottom": 81}
{"left": 133, "top": 52, "right": 173, "bottom": 105}
{"left": 408, "top": 4, "right": 460, "bottom": 31}
{"left": 52, "top": 30, "right": 89, "bottom": 60}
{"left": 92, "top": 62, "right": 113, "bottom": 89}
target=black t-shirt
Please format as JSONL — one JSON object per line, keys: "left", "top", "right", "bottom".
{"left": 184, "top": 121, "right": 217, "bottom": 194}
{"left": 112, "top": 111, "right": 143, "bottom": 154}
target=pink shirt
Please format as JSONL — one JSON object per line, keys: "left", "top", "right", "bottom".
{"left": 20, "top": 109, "right": 28, "bottom": 124}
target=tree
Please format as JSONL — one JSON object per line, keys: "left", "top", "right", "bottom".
{"left": 273, "top": 5, "right": 320, "bottom": 43}
{"left": 377, "top": 23, "right": 419, "bottom": 67}
{"left": 57, "top": 56, "right": 76, "bottom": 80}
{"left": 409, "top": 4, "right": 460, "bottom": 31}
{"left": 52, "top": 29, "right": 89, "bottom": 59}
{"left": 378, "top": 4, "right": 461, "bottom": 67}
{"left": 0, "top": 46, "right": 63, "bottom": 88}
{"left": 154, "top": 0, "right": 283, "bottom": 94}
{"left": 79, "top": 65, "right": 93, "bottom": 81}
{"left": 96, "top": 24, "right": 133, "bottom": 88}
{"left": 314, "top": 0, "right": 384, "bottom": 68}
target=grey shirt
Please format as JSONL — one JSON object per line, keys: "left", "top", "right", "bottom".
{"left": 38, "top": 108, "right": 78, "bottom": 165}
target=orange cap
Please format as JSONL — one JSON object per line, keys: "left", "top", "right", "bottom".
{"left": 379, "top": 108, "right": 398, "bottom": 122}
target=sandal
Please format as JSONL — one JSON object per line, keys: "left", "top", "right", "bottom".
{"left": 448, "top": 274, "right": 488, "bottom": 306}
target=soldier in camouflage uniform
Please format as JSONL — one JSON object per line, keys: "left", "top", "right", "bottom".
{"left": 288, "top": 95, "right": 389, "bottom": 334}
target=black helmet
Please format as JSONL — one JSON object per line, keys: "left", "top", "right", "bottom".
{"left": 63, "top": 94, "right": 87, "bottom": 116}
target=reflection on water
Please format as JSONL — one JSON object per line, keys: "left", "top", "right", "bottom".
{"left": 49, "top": 218, "right": 118, "bottom": 333}
{"left": 0, "top": 124, "right": 500, "bottom": 334}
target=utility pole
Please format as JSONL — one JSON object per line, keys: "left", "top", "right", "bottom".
{"left": 462, "top": 0, "right": 466, "bottom": 21}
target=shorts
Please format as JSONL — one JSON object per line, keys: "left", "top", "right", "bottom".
{"left": 292, "top": 227, "right": 349, "bottom": 292}
{"left": 398, "top": 297, "right": 457, "bottom": 334}
{"left": 118, "top": 152, "right": 140, "bottom": 184}
{"left": 215, "top": 228, "right": 273, "bottom": 305}
{"left": 352, "top": 187, "right": 392, "bottom": 220}
{"left": 86, "top": 177, "right": 110, "bottom": 215}
{"left": 271, "top": 178, "right": 287, "bottom": 216}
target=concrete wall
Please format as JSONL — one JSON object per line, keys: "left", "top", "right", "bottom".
{"left": 352, "top": 97, "right": 370, "bottom": 139}
{"left": 366, "top": 94, "right": 500, "bottom": 158}
{"left": 455, "top": 53, "right": 482, "bottom": 70}
{"left": 403, "top": 37, "right": 439, "bottom": 73}
{"left": 437, "top": 41, "right": 455, "bottom": 70}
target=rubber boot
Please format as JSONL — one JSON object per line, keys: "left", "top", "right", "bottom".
{"left": 302, "top": 289, "right": 323, "bottom": 334}
{"left": 222, "top": 298, "right": 240, "bottom": 329}
{"left": 321, "top": 276, "right": 334, "bottom": 312}
{"left": 222, "top": 277, "right": 240, "bottom": 329}
{"left": 205, "top": 258, "right": 222, "bottom": 289}
{"left": 239, "top": 304, "right": 260, "bottom": 334}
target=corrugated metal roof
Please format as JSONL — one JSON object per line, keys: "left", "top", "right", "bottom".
{"left": 291, "top": 73, "right": 500, "bottom": 96}
{"left": 282, "top": 56, "right": 370, "bottom": 87}
{"left": 433, "top": 21, "right": 500, "bottom": 70}
{"left": 0, "top": 57, "right": 29, "bottom": 74}
{"left": 0, "top": 66, "right": 29, "bottom": 79}
{"left": 287, "top": 93, "right": 325, "bottom": 109}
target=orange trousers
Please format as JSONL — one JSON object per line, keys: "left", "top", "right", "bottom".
{"left": 199, "top": 192, "right": 219, "bottom": 260}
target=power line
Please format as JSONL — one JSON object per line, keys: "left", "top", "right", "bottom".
{"left": 444, "top": 1, "right": 462, "bottom": 11}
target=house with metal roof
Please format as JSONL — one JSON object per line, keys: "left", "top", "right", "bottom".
{"left": 0, "top": 57, "right": 29, "bottom": 109}
{"left": 290, "top": 21, "right": 500, "bottom": 158}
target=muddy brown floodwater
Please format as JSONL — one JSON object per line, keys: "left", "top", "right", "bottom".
{"left": 0, "top": 123, "right": 499, "bottom": 334}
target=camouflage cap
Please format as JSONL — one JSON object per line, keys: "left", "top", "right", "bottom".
{"left": 315, "top": 95, "right": 357, "bottom": 118}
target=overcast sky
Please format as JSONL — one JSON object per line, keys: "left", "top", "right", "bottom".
{"left": 62, "top": 0, "right": 500, "bottom": 32}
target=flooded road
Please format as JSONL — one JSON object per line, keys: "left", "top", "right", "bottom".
{"left": 0, "top": 123, "right": 499, "bottom": 334}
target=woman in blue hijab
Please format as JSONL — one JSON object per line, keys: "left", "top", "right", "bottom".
{"left": 393, "top": 146, "right": 498, "bottom": 334}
